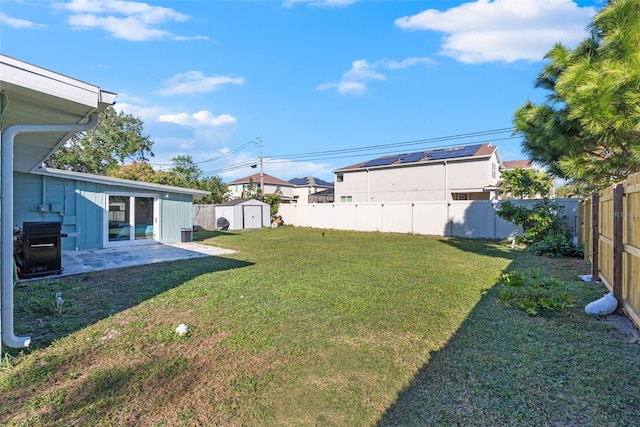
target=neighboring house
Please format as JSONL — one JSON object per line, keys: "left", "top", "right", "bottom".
{"left": 227, "top": 173, "right": 295, "bottom": 202}
{"left": 502, "top": 160, "right": 533, "bottom": 171}
{"left": 1, "top": 54, "right": 207, "bottom": 255}
{"left": 308, "top": 187, "right": 335, "bottom": 204}
{"left": 333, "top": 143, "right": 504, "bottom": 203}
{"left": 288, "top": 177, "right": 334, "bottom": 204}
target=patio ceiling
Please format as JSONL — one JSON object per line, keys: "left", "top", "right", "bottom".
{"left": 1, "top": 54, "right": 116, "bottom": 172}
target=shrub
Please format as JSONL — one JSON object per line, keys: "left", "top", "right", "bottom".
{"left": 497, "top": 270, "right": 575, "bottom": 316}
{"left": 497, "top": 199, "right": 583, "bottom": 257}
{"left": 529, "top": 234, "right": 584, "bottom": 258}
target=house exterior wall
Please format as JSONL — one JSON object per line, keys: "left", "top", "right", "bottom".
{"left": 291, "top": 186, "right": 332, "bottom": 204}
{"left": 335, "top": 155, "right": 500, "bottom": 203}
{"left": 229, "top": 182, "right": 294, "bottom": 199}
{"left": 13, "top": 172, "right": 195, "bottom": 250}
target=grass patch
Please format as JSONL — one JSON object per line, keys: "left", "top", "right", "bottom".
{"left": 1, "top": 227, "right": 638, "bottom": 426}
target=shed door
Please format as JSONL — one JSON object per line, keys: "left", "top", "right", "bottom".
{"left": 243, "top": 205, "right": 263, "bottom": 229}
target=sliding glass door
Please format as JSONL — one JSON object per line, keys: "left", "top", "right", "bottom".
{"left": 105, "top": 193, "right": 158, "bottom": 246}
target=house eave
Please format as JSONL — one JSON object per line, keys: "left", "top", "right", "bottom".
{"left": 33, "top": 167, "right": 210, "bottom": 198}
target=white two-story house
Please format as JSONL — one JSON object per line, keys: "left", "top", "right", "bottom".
{"left": 333, "top": 143, "right": 505, "bottom": 203}
{"left": 227, "top": 173, "right": 296, "bottom": 202}
{"left": 288, "top": 177, "right": 334, "bottom": 204}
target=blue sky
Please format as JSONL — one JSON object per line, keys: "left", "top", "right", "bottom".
{"left": 1, "top": 0, "right": 604, "bottom": 183}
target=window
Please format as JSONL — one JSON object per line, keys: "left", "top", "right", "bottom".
{"left": 452, "top": 193, "right": 469, "bottom": 200}
{"left": 491, "top": 163, "right": 497, "bottom": 179}
{"left": 336, "top": 173, "right": 344, "bottom": 182}
{"left": 340, "top": 195, "right": 352, "bottom": 203}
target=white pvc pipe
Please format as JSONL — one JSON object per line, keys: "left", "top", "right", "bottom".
{"left": 1, "top": 114, "right": 98, "bottom": 348}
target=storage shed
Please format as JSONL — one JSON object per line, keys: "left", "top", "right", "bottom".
{"left": 215, "top": 199, "right": 270, "bottom": 230}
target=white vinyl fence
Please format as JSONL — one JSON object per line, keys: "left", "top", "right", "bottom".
{"left": 277, "top": 199, "right": 580, "bottom": 240}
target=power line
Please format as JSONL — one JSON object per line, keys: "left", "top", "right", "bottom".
{"left": 202, "top": 128, "right": 519, "bottom": 176}
{"left": 148, "top": 140, "right": 256, "bottom": 168}
{"left": 267, "top": 127, "right": 515, "bottom": 159}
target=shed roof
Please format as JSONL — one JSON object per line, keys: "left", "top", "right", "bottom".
{"left": 217, "top": 198, "right": 270, "bottom": 206}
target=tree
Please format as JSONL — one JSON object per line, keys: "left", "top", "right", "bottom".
{"left": 500, "top": 167, "right": 552, "bottom": 199}
{"left": 168, "top": 155, "right": 202, "bottom": 189}
{"left": 242, "top": 178, "right": 261, "bottom": 199}
{"left": 496, "top": 166, "right": 581, "bottom": 257}
{"left": 198, "top": 176, "right": 230, "bottom": 204}
{"left": 108, "top": 162, "right": 176, "bottom": 186}
{"left": 513, "top": 0, "right": 640, "bottom": 191}
{"left": 263, "top": 192, "right": 282, "bottom": 216}
{"left": 47, "top": 107, "right": 154, "bottom": 175}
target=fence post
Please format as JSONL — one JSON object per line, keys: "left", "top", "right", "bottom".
{"left": 591, "top": 193, "right": 599, "bottom": 282}
{"left": 613, "top": 183, "right": 624, "bottom": 311}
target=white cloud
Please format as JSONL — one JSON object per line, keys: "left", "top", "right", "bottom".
{"left": 56, "top": 0, "right": 208, "bottom": 41}
{"left": 158, "top": 71, "right": 245, "bottom": 96}
{"left": 317, "top": 59, "right": 384, "bottom": 95}
{"left": 282, "top": 0, "right": 358, "bottom": 8}
{"left": 380, "top": 57, "right": 438, "bottom": 70}
{"left": 158, "top": 111, "right": 237, "bottom": 127}
{"left": 0, "top": 12, "right": 45, "bottom": 29}
{"left": 113, "top": 102, "right": 167, "bottom": 122}
{"left": 317, "top": 56, "right": 434, "bottom": 95}
{"left": 395, "top": 0, "right": 596, "bottom": 63}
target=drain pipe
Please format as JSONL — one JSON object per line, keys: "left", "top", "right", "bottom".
{"left": 1, "top": 114, "right": 99, "bottom": 348}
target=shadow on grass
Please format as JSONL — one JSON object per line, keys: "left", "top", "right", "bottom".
{"left": 193, "top": 229, "right": 240, "bottom": 240}
{"left": 376, "top": 253, "right": 639, "bottom": 426}
{"left": 11, "top": 256, "right": 253, "bottom": 352}
{"left": 439, "top": 237, "right": 519, "bottom": 261}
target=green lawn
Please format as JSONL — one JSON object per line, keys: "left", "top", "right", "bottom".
{"left": 1, "top": 227, "right": 639, "bottom": 426}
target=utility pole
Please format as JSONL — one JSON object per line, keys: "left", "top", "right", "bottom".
{"left": 256, "top": 137, "right": 264, "bottom": 194}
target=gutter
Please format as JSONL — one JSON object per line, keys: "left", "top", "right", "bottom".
{"left": 1, "top": 114, "right": 99, "bottom": 348}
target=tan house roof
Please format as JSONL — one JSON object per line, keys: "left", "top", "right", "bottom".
{"left": 502, "top": 160, "right": 532, "bottom": 170}
{"left": 334, "top": 143, "right": 499, "bottom": 172}
{"left": 228, "top": 173, "right": 294, "bottom": 187}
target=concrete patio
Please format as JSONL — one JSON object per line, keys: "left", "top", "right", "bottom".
{"left": 23, "top": 242, "right": 236, "bottom": 280}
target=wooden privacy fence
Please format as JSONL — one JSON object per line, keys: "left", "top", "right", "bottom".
{"left": 193, "top": 204, "right": 217, "bottom": 230}
{"left": 579, "top": 173, "right": 640, "bottom": 329}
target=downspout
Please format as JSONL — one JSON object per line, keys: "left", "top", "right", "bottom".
{"left": 444, "top": 160, "right": 450, "bottom": 237}
{"left": 1, "top": 114, "right": 99, "bottom": 348}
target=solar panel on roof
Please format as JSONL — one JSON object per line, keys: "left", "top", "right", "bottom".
{"left": 361, "top": 156, "right": 398, "bottom": 168}
{"left": 289, "top": 178, "right": 307, "bottom": 186}
{"left": 399, "top": 152, "right": 426, "bottom": 164}
{"left": 429, "top": 144, "right": 482, "bottom": 160}
{"left": 314, "top": 178, "right": 333, "bottom": 186}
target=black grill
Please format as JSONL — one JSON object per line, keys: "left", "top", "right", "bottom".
{"left": 15, "top": 221, "right": 63, "bottom": 279}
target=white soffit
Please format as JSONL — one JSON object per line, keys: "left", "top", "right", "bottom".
{"left": 0, "top": 54, "right": 117, "bottom": 172}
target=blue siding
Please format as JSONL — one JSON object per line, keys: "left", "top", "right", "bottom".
{"left": 13, "top": 172, "right": 195, "bottom": 250}
{"left": 75, "top": 181, "right": 104, "bottom": 250}
{"left": 159, "top": 194, "right": 193, "bottom": 242}
{"left": 13, "top": 173, "right": 79, "bottom": 250}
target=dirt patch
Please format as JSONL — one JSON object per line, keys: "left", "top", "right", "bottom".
{"left": 600, "top": 313, "right": 640, "bottom": 344}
